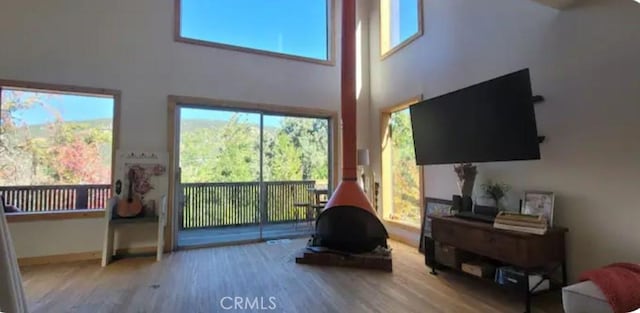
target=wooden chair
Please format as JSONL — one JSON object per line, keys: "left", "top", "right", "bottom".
{"left": 293, "top": 187, "right": 314, "bottom": 231}
{"left": 311, "top": 188, "right": 329, "bottom": 218}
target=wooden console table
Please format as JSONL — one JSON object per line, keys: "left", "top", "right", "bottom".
{"left": 430, "top": 216, "right": 567, "bottom": 313}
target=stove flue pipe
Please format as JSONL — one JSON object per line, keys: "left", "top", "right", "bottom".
{"left": 323, "top": 0, "right": 376, "bottom": 214}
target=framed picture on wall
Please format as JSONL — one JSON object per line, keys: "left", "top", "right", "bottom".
{"left": 522, "top": 191, "right": 555, "bottom": 227}
{"left": 419, "top": 197, "right": 453, "bottom": 253}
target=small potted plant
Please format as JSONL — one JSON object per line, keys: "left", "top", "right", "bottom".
{"left": 482, "top": 180, "right": 510, "bottom": 210}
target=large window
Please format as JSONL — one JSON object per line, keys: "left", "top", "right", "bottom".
{"left": 0, "top": 82, "right": 117, "bottom": 214}
{"left": 176, "top": 0, "right": 332, "bottom": 63}
{"left": 380, "top": 0, "right": 423, "bottom": 58}
{"left": 381, "top": 100, "right": 423, "bottom": 227}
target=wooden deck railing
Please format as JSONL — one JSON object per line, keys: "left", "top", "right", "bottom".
{"left": 0, "top": 184, "right": 111, "bottom": 212}
{"left": 181, "top": 180, "right": 317, "bottom": 229}
{"left": 1, "top": 181, "right": 320, "bottom": 229}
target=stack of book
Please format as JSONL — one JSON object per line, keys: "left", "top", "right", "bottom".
{"left": 493, "top": 212, "right": 548, "bottom": 235}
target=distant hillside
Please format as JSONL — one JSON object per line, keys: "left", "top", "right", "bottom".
{"left": 180, "top": 118, "right": 279, "bottom": 134}
{"left": 19, "top": 118, "right": 113, "bottom": 139}
{"left": 15, "top": 118, "right": 281, "bottom": 140}
{"left": 180, "top": 119, "right": 229, "bottom": 132}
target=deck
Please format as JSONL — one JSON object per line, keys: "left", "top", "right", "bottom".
{"left": 178, "top": 222, "right": 314, "bottom": 247}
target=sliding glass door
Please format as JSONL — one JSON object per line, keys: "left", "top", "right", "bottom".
{"left": 175, "top": 106, "right": 331, "bottom": 247}
{"left": 177, "top": 107, "right": 262, "bottom": 246}
{"left": 262, "top": 115, "right": 330, "bottom": 240}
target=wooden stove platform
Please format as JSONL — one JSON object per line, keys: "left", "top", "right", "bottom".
{"left": 295, "top": 247, "right": 392, "bottom": 272}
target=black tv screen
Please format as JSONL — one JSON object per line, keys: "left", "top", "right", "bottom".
{"left": 409, "top": 69, "right": 540, "bottom": 165}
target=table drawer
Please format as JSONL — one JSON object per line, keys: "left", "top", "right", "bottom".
{"left": 432, "top": 219, "right": 525, "bottom": 265}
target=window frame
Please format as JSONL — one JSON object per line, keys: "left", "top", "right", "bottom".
{"left": 0, "top": 79, "right": 121, "bottom": 222}
{"left": 174, "top": 0, "right": 336, "bottom": 66}
{"left": 379, "top": 0, "right": 424, "bottom": 60}
{"left": 380, "top": 95, "right": 425, "bottom": 230}
{"left": 167, "top": 94, "right": 340, "bottom": 251}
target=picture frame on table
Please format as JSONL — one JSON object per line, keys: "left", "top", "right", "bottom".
{"left": 521, "top": 191, "right": 555, "bottom": 227}
{"left": 419, "top": 197, "right": 453, "bottom": 253}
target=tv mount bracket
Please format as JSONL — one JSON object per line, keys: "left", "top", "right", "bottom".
{"left": 532, "top": 95, "right": 546, "bottom": 143}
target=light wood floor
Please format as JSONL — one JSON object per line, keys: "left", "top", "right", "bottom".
{"left": 20, "top": 239, "right": 563, "bottom": 313}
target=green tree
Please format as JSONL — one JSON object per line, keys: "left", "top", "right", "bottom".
{"left": 0, "top": 91, "right": 48, "bottom": 185}
{"left": 390, "top": 109, "right": 421, "bottom": 225}
{"left": 180, "top": 113, "right": 260, "bottom": 183}
{"left": 279, "top": 117, "right": 329, "bottom": 181}
{"left": 265, "top": 132, "right": 302, "bottom": 181}
{"left": 1, "top": 90, "right": 112, "bottom": 186}
{"left": 46, "top": 120, "right": 111, "bottom": 184}
{"left": 216, "top": 114, "right": 259, "bottom": 182}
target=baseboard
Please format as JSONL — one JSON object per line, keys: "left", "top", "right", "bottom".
{"left": 18, "top": 251, "right": 101, "bottom": 266}
{"left": 389, "top": 233, "right": 419, "bottom": 248}
{"left": 114, "top": 246, "right": 158, "bottom": 256}
{"left": 385, "top": 222, "right": 420, "bottom": 249}
{"left": 18, "top": 246, "right": 158, "bottom": 267}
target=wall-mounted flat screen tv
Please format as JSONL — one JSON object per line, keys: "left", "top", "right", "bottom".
{"left": 409, "top": 69, "right": 540, "bottom": 165}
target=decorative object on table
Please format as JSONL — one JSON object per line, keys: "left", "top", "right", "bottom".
{"left": 481, "top": 180, "right": 511, "bottom": 210}
{"left": 522, "top": 191, "right": 555, "bottom": 226}
{"left": 419, "top": 197, "right": 453, "bottom": 253}
{"left": 493, "top": 211, "right": 548, "bottom": 235}
{"left": 451, "top": 195, "right": 463, "bottom": 213}
{"left": 116, "top": 168, "right": 144, "bottom": 218}
{"left": 454, "top": 163, "right": 477, "bottom": 197}
{"left": 0, "top": 200, "right": 28, "bottom": 313}
{"left": 115, "top": 151, "right": 168, "bottom": 217}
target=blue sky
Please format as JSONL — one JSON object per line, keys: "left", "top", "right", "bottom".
{"left": 180, "top": 0, "right": 419, "bottom": 60}
{"left": 399, "top": 0, "right": 420, "bottom": 41}
{"left": 1, "top": 89, "right": 301, "bottom": 128}
{"left": 181, "top": 0, "right": 328, "bottom": 60}
{"left": 1, "top": 89, "right": 114, "bottom": 125}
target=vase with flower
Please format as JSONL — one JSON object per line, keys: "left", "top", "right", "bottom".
{"left": 454, "top": 163, "right": 477, "bottom": 197}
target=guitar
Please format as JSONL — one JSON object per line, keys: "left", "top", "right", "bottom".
{"left": 116, "top": 168, "right": 143, "bottom": 218}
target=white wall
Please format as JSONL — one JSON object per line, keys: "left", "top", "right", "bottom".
{"left": 0, "top": 0, "right": 375, "bottom": 258}
{"left": 369, "top": 0, "right": 640, "bottom": 280}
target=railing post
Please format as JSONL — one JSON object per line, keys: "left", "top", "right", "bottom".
{"left": 260, "top": 182, "right": 268, "bottom": 225}
{"left": 76, "top": 185, "right": 89, "bottom": 209}
{"left": 179, "top": 184, "right": 185, "bottom": 231}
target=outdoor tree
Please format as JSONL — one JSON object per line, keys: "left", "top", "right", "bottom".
{"left": 216, "top": 114, "right": 260, "bottom": 182}
{"left": 180, "top": 113, "right": 260, "bottom": 183}
{"left": 390, "top": 109, "right": 421, "bottom": 225}
{"left": 47, "top": 120, "right": 111, "bottom": 184}
{"left": 0, "top": 90, "right": 112, "bottom": 186}
{"left": 280, "top": 117, "right": 329, "bottom": 182}
{"left": 265, "top": 132, "right": 302, "bottom": 181}
{"left": 0, "top": 91, "right": 47, "bottom": 185}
